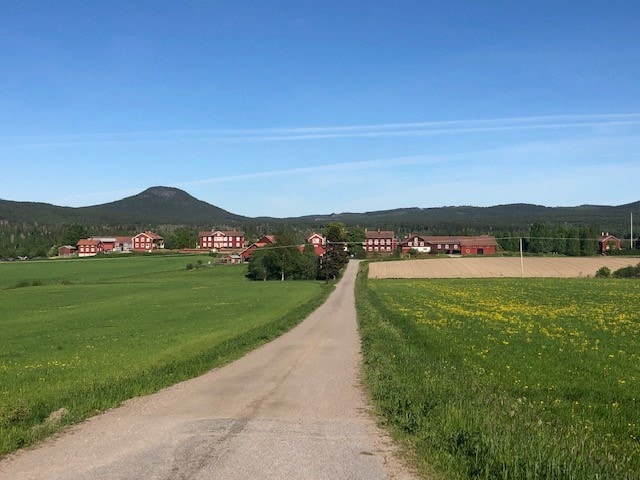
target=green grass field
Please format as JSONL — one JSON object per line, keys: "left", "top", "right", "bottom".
{"left": 0, "top": 255, "right": 331, "bottom": 456}
{"left": 356, "top": 264, "right": 640, "bottom": 479}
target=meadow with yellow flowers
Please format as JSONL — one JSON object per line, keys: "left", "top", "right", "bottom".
{"left": 356, "top": 264, "right": 640, "bottom": 479}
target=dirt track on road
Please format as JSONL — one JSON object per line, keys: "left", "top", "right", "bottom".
{"left": 0, "top": 261, "right": 416, "bottom": 480}
{"left": 368, "top": 256, "right": 639, "bottom": 279}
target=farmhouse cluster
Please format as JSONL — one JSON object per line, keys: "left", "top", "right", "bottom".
{"left": 59, "top": 231, "right": 165, "bottom": 257}
{"left": 366, "top": 230, "right": 498, "bottom": 255}
{"left": 59, "top": 228, "right": 623, "bottom": 259}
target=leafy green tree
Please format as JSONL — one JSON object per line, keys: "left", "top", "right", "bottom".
{"left": 61, "top": 224, "right": 88, "bottom": 246}
{"left": 565, "top": 228, "right": 581, "bottom": 256}
{"left": 346, "top": 226, "right": 365, "bottom": 256}
{"left": 246, "top": 249, "right": 271, "bottom": 280}
{"left": 496, "top": 231, "right": 520, "bottom": 252}
{"left": 294, "top": 246, "right": 320, "bottom": 280}
{"left": 246, "top": 229, "right": 317, "bottom": 281}
{"left": 529, "top": 222, "right": 550, "bottom": 253}
{"left": 167, "top": 228, "right": 196, "bottom": 249}
{"left": 580, "top": 225, "right": 599, "bottom": 256}
{"left": 273, "top": 229, "right": 301, "bottom": 280}
{"left": 319, "top": 222, "right": 349, "bottom": 281}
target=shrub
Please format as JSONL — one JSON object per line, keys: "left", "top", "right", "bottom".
{"left": 595, "top": 266, "right": 611, "bottom": 278}
{"left": 612, "top": 264, "right": 640, "bottom": 278}
{"left": 185, "top": 263, "right": 194, "bottom": 271}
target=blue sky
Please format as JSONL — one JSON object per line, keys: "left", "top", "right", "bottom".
{"left": 1, "top": 1, "right": 639, "bottom": 217}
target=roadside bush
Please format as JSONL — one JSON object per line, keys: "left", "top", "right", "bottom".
{"left": 611, "top": 263, "right": 640, "bottom": 278}
{"left": 595, "top": 266, "right": 611, "bottom": 278}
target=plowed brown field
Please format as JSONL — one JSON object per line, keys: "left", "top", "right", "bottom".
{"left": 368, "top": 256, "right": 639, "bottom": 279}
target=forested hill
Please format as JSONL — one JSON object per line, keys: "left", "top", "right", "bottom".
{"left": 292, "top": 202, "right": 640, "bottom": 237}
{"left": 1, "top": 186, "right": 639, "bottom": 258}
{"left": 0, "top": 186, "right": 246, "bottom": 226}
{"left": 1, "top": 186, "right": 639, "bottom": 234}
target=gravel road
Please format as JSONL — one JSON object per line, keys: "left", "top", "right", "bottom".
{"left": 0, "top": 260, "right": 416, "bottom": 480}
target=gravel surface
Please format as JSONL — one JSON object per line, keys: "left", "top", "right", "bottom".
{"left": 0, "top": 260, "right": 417, "bottom": 480}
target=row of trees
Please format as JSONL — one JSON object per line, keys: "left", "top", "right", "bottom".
{"left": 2, "top": 217, "right": 636, "bottom": 261}
{"left": 246, "top": 223, "right": 351, "bottom": 281}
{"left": 497, "top": 224, "right": 610, "bottom": 256}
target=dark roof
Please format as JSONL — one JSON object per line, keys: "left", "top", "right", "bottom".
{"left": 401, "top": 235, "right": 497, "bottom": 246}
{"left": 365, "top": 229, "right": 395, "bottom": 239}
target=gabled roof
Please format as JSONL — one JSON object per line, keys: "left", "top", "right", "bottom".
{"left": 200, "top": 230, "right": 245, "bottom": 237}
{"left": 134, "top": 231, "right": 163, "bottom": 240}
{"left": 298, "top": 244, "right": 326, "bottom": 256}
{"left": 77, "top": 238, "right": 101, "bottom": 246}
{"left": 365, "top": 229, "right": 395, "bottom": 239}
{"left": 115, "top": 236, "right": 132, "bottom": 243}
{"left": 400, "top": 234, "right": 430, "bottom": 244}
{"left": 255, "top": 235, "right": 276, "bottom": 246}
{"left": 598, "top": 233, "right": 621, "bottom": 242}
{"left": 216, "top": 230, "right": 244, "bottom": 237}
{"left": 459, "top": 236, "right": 498, "bottom": 247}
{"left": 401, "top": 235, "right": 498, "bottom": 247}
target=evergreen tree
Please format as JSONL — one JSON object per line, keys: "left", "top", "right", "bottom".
{"left": 319, "top": 222, "right": 349, "bottom": 281}
{"left": 61, "top": 224, "right": 88, "bottom": 246}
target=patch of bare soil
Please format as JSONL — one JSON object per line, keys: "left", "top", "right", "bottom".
{"left": 369, "top": 256, "right": 638, "bottom": 279}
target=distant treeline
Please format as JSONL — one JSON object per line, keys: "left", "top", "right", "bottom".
{"left": 1, "top": 219, "right": 638, "bottom": 260}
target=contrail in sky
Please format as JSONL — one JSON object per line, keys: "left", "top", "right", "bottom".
{"left": 4, "top": 113, "right": 640, "bottom": 148}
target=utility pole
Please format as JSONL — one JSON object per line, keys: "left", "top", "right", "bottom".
{"left": 631, "top": 212, "right": 634, "bottom": 250}
{"left": 519, "top": 237, "right": 524, "bottom": 278}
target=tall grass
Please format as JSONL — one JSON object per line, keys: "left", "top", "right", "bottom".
{"left": 0, "top": 257, "right": 332, "bottom": 456}
{"left": 356, "top": 263, "right": 640, "bottom": 479}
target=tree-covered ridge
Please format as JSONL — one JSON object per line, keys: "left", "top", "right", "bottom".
{"left": 1, "top": 186, "right": 639, "bottom": 258}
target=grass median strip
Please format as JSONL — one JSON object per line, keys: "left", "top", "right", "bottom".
{"left": 356, "top": 262, "right": 640, "bottom": 479}
{"left": 0, "top": 256, "right": 332, "bottom": 457}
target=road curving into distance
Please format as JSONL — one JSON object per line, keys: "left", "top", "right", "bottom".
{"left": 0, "top": 260, "right": 416, "bottom": 480}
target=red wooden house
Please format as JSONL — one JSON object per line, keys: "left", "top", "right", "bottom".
{"left": 307, "top": 233, "right": 327, "bottom": 256}
{"left": 364, "top": 229, "right": 398, "bottom": 253}
{"left": 198, "top": 230, "right": 245, "bottom": 251}
{"left": 132, "top": 231, "right": 164, "bottom": 252}
{"left": 77, "top": 238, "right": 103, "bottom": 257}
{"left": 58, "top": 245, "right": 77, "bottom": 257}
{"left": 240, "top": 235, "right": 276, "bottom": 261}
{"left": 459, "top": 236, "right": 497, "bottom": 255}
{"left": 115, "top": 236, "right": 132, "bottom": 252}
{"left": 400, "top": 235, "right": 497, "bottom": 255}
{"left": 92, "top": 237, "right": 116, "bottom": 252}
{"left": 598, "top": 232, "right": 622, "bottom": 254}
{"left": 399, "top": 234, "right": 432, "bottom": 253}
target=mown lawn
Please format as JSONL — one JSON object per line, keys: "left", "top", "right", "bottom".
{"left": 0, "top": 256, "right": 331, "bottom": 456}
{"left": 356, "top": 264, "right": 640, "bottom": 479}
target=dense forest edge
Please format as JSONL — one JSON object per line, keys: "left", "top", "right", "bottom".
{"left": 1, "top": 186, "right": 639, "bottom": 259}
